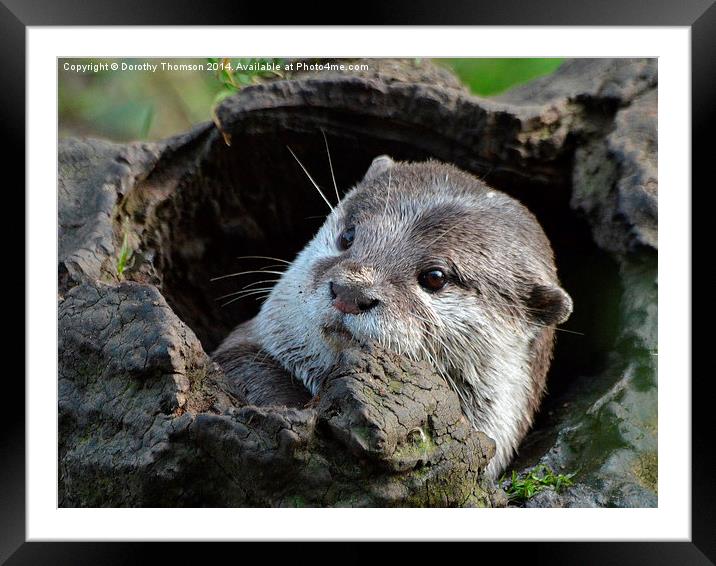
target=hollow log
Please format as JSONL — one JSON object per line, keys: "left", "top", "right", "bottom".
{"left": 59, "top": 58, "right": 657, "bottom": 507}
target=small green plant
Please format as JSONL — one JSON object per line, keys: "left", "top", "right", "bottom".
{"left": 209, "top": 57, "right": 287, "bottom": 105}
{"left": 116, "top": 221, "right": 134, "bottom": 279}
{"left": 499, "top": 464, "right": 576, "bottom": 503}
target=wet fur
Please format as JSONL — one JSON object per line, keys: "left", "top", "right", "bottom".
{"left": 213, "top": 157, "right": 572, "bottom": 478}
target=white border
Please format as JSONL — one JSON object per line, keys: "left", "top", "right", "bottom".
{"left": 28, "top": 27, "right": 690, "bottom": 541}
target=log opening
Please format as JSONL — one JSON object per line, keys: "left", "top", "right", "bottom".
{"left": 136, "top": 113, "right": 620, "bottom": 408}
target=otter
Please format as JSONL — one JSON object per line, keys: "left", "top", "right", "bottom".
{"left": 213, "top": 156, "right": 572, "bottom": 478}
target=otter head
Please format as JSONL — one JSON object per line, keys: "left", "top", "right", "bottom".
{"left": 258, "top": 156, "right": 572, "bottom": 476}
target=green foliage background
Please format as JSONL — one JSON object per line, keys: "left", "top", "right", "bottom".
{"left": 439, "top": 58, "right": 563, "bottom": 96}
{"left": 59, "top": 58, "right": 563, "bottom": 142}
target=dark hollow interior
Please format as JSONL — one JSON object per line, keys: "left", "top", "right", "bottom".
{"left": 150, "top": 122, "right": 622, "bottom": 441}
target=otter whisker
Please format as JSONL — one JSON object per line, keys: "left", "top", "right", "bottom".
{"left": 417, "top": 337, "right": 469, "bottom": 409}
{"left": 426, "top": 224, "right": 459, "bottom": 247}
{"left": 321, "top": 129, "right": 340, "bottom": 205}
{"left": 411, "top": 343, "right": 462, "bottom": 406}
{"left": 427, "top": 292, "right": 584, "bottom": 336}
{"left": 473, "top": 296, "right": 585, "bottom": 336}
{"left": 241, "top": 278, "right": 281, "bottom": 290}
{"left": 221, "top": 289, "right": 273, "bottom": 308}
{"left": 420, "top": 326, "right": 462, "bottom": 369}
{"left": 409, "top": 311, "right": 467, "bottom": 369}
{"left": 259, "top": 264, "right": 289, "bottom": 271}
{"left": 210, "top": 269, "right": 285, "bottom": 282}
{"left": 501, "top": 314, "right": 585, "bottom": 336}
{"left": 215, "top": 287, "right": 276, "bottom": 302}
{"left": 410, "top": 312, "right": 441, "bottom": 327}
{"left": 234, "top": 255, "right": 291, "bottom": 265}
{"left": 417, "top": 342, "right": 446, "bottom": 379}
{"left": 553, "top": 327, "right": 584, "bottom": 336}
{"left": 287, "top": 145, "right": 334, "bottom": 212}
{"left": 219, "top": 264, "right": 285, "bottom": 280}
{"left": 220, "top": 297, "right": 271, "bottom": 309}
{"left": 470, "top": 292, "right": 552, "bottom": 317}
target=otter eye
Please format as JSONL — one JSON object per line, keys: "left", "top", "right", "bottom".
{"left": 418, "top": 269, "right": 447, "bottom": 292}
{"left": 338, "top": 226, "right": 355, "bottom": 251}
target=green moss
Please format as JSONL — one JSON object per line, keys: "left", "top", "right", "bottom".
{"left": 393, "top": 427, "right": 436, "bottom": 461}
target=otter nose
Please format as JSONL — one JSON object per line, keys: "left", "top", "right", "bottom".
{"left": 329, "top": 281, "right": 379, "bottom": 314}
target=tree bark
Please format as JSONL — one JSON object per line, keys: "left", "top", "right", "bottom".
{"left": 59, "top": 58, "right": 657, "bottom": 507}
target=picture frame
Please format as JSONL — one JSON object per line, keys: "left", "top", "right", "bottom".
{"left": 8, "top": 1, "right": 706, "bottom": 562}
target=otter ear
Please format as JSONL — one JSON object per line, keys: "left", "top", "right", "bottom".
{"left": 527, "top": 284, "right": 573, "bottom": 326}
{"left": 362, "top": 155, "right": 394, "bottom": 182}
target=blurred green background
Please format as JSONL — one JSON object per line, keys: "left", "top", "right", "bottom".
{"left": 58, "top": 58, "right": 563, "bottom": 142}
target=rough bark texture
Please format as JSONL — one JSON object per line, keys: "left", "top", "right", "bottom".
{"left": 58, "top": 58, "right": 657, "bottom": 507}
{"left": 59, "top": 281, "right": 498, "bottom": 507}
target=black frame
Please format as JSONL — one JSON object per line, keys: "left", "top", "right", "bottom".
{"left": 6, "top": 1, "right": 706, "bottom": 563}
